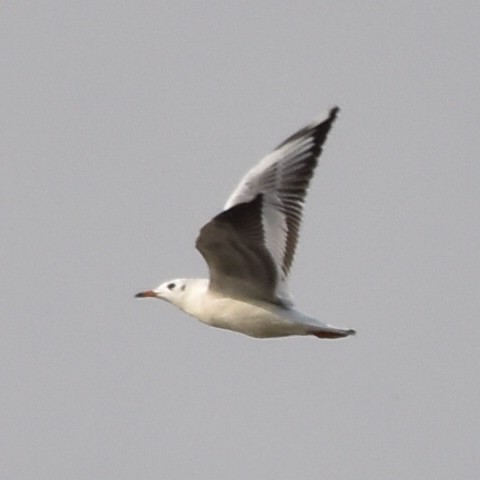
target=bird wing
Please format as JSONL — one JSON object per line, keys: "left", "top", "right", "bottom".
{"left": 196, "top": 107, "right": 339, "bottom": 305}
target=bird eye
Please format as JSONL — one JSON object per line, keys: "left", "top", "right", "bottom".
{"left": 167, "top": 283, "right": 176, "bottom": 290}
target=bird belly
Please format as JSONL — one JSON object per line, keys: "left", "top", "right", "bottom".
{"left": 191, "top": 296, "right": 307, "bottom": 338}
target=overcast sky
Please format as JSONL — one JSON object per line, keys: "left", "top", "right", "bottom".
{"left": 2, "top": 2, "right": 479, "bottom": 479}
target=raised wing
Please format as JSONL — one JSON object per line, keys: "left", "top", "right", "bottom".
{"left": 197, "top": 107, "right": 339, "bottom": 305}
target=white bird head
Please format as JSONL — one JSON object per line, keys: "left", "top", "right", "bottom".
{"left": 135, "top": 279, "right": 189, "bottom": 305}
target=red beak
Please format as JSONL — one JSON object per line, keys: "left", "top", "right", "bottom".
{"left": 134, "top": 290, "right": 157, "bottom": 298}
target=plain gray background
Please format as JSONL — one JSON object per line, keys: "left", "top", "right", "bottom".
{"left": 2, "top": 2, "right": 479, "bottom": 479}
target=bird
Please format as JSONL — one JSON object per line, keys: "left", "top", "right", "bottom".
{"left": 136, "top": 107, "right": 355, "bottom": 340}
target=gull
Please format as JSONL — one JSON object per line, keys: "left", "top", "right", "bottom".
{"left": 136, "top": 107, "right": 355, "bottom": 340}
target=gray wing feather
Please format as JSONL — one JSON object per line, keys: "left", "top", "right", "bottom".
{"left": 196, "top": 194, "right": 282, "bottom": 304}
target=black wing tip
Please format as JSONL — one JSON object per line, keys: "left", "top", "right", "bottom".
{"left": 306, "top": 106, "right": 340, "bottom": 132}
{"left": 275, "top": 105, "right": 340, "bottom": 151}
{"left": 329, "top": 106, "right": 340, "bottom": 119}
{"left": 306, "top": 105, "right": 340, "bottom": 145}
{"left": 321, "top": 106, "right": 339, "bottom": 126}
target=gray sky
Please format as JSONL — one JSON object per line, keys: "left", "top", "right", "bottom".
{"left": 2, "top": 2, "right": 479, "bottom": 479}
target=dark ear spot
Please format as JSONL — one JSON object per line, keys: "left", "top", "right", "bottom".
{"left": 181, "top": 284, "right": 186, "bottom": 292}
{"left": 167, "top": 283, "right": 176, "bottom": 290}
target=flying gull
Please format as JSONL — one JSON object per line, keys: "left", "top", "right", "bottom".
{"left": 136, "top": 107, "right": 356, "bottom": 340}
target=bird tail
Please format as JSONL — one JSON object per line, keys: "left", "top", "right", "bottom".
{"left": 310, "top": 327, "right": 356, "bottom": 339}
